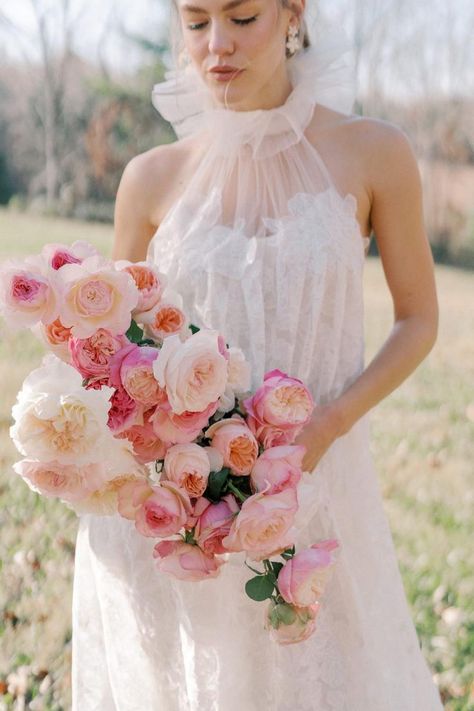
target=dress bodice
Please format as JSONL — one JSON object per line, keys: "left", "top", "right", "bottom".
{"left": 146, "top": 22, "right": 369, "bottom": 405}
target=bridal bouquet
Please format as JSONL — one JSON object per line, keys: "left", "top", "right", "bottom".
{"left": 1, "top": 240, "right": 340, "bottom": 645}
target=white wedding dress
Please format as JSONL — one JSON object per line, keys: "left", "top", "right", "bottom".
{"left": 71, "top": 17, "right": 444, "bottom": 711}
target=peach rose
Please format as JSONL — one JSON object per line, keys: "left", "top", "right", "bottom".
{"left": 163, "top": 443, "right": 211, "bottom": 498}
{"left": 194, "top": 494, "right": 240, "bottom": 555}
{"left": 221, "top": 486, "right": 298, "bottom": 562}
{"left": 33, "top": 317, "right": 73, "bottom": 362}
{"left": 243, "top": 369, "right": 314, "bottom": 448}
{"left": 69, "top": 328, "right": 128, "bottom": 382}
{"left": 150, "top": 399, "right": 220, "bottom": 445}
{"left": 277, "top": 540, "right": 340, "bottom": 607}
{"left": 250, "top": 444, "right": 305, "bottom": 495}
{"left": 204, "top": 414, "right": 259, "bottom": 475}
{"left": 264, "top": 600, "right": 320, "bottom": 645}
{"left": 110, "top": 344, "right": 165, "bottom": 407}
{"left": 57, "top": 255, "right": 139, "bottom": 338}
{"left": 153, "top": 540, "right": 225, "bottom": 581}
{"left": 117, "top": 408, "right": 169, "bottom": 464}
{"left": 153, "top": 329, "right": 229, "bottom": 415}
{"left": 115, "top": 260, "right": 166, "bottom": 314}
{"left": 13, "top": 458, "right": 108, "bottom": 502}
{"left": 134, "top": 480, "right": 193, "bottom": 538}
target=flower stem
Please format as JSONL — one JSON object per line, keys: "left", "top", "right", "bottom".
{"left": 226, "top": 479, "right": 248, "bottom": 503}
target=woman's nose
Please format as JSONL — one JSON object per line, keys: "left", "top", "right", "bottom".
{"left": 208, "top": 23, "right": 234, "bottom": 56}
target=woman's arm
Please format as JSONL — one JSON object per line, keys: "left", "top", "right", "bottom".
{"left": 295, "top": 121, "right": 439, "bottom": 470}
{"left": 331, "top": 122, "right": 439, "bottom": 436}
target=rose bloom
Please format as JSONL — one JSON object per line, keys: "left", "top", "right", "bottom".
{"left": 13, "top": 458, "right": 109, "bottom": 502}
{"left": 123, "top": 480, "right": 193, "bottom": 538}
{"left": 57, "top": 255, "right": 139, "bottom": 338}
{"left": 0, "top": 257, "right": 58, "bottom": 330}
{"left": 264, "top": 600, "right": 321, "bottom": 645}
{"left": 140, "top": 303, "right": 187, "bottom": 341}
{"left": 153, "top": 329, "right": 229, "bottom": 415}
{"left": 110, "top": 344, "right": 165, "bottom": 407}
{"left": 163, "top": 443, "right": 211, "bottom": 498}
{"left": 193, "top": 495, "right": 240, "bottom": 555}
{"left": 277, "top": 540, "right": 340, "bottom": 607}
{"left": 115, "top": 260, "right": 166, "bottom": 314}
{"left": 150, "top": 399, "right": 220, "bottom": 445}
{"left": 32, "top": 317, "right": 73, "bottom": 362}
{"left": 10, "top": 354, "right": 115, "bottom": 466}
{"left": 117, "top": 408, "right": 169, "bottom": 464}
{"left": 153, "top": 540, "right": 225, "bottom": 581}
{"left": 250, "top": 444, "right": 305, "bottom": 495}
{"left": 107, "top": 385, "right": 143, "bottom": 434}
{"left": 221, "top": 486, "right": 298, "bottom": 562}
{"left": 227, "top": 346, "right": 251, "bottom": 394}
{"left": 243, "top": 369, "right": 315, "bottom": 448}
{"left": 69, "top": 328, "right": 128, "bottom": 381}
{"left": 41, "top": 241, "right": 98, "bottom": 270}
{"left": 204, "top": 414, "right": 259, "bottom": 476}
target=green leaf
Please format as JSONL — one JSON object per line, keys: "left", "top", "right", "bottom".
{"left": 206, "top": 468, "right": 231, "bottom": 501}
{"left": 271, "top": 561, "right": 284, "bottom": 578}
{"left": 274, "top": 603, "right": 297, "bottom": 625}
{"left": 245, "top": 574, "right": 275, "bottom": 601}
{"left": 126, "top": 319, "right": 144, "bottom": 344}
{"left": 269, "top": 605, "right": 281, "bottom": 629}
{"left": 189, "top": 323, "right": 201, "bottom": 335}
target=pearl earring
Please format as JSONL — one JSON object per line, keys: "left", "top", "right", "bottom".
{"left": 286, "top": 24, "right": 301, "bottom": 57}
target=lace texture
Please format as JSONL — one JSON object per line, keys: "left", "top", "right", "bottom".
{"left": 71, "top": 15, "right": 444, "bottom": 711}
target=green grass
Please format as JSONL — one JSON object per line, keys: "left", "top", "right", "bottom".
{"left": 0, "top": 207, "right": 473, "bottom": 709}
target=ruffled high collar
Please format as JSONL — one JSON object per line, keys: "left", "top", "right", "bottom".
{"left": 151, "top": 18, "right": 357, "bottom": 159}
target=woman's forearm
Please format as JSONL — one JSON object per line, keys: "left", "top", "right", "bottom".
{"left": 330, "top": 315, "right": 438, "bottom": 437}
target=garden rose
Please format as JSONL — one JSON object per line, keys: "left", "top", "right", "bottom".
{"left": 133, "top": 480, "right": 193, "bottom": 538}
{"left": 227, "top": 346, "right": 252, "bottom": 394}
{"left": 69, "top": 328, "right": 128, "bottom": 382}
{"left": 0, "top": 257, "right": 58, "bottom": 329}
{"left": 194, "top": 495, "right": 240, "bottom": 555}
{"left": 110, "top": 344, "right": 165, "bottom": 407}
{"left": 57, "top": 255, "right": 139, "bottom": 338}
{"left": 264, "top": 600, "right": 320, "bottom": 645}
{"left": 153, "top": 540, "right": 224, "bottom": 581}
{"left": 277, "top": 540, "right": 340, "bottom": 607}
{"left": 10, "top": 354, "right": 114, "bottom": 465}
{"left": 250, "top": 445, "right": 306, "bottom": 495}
{"left": 12, "top": 458, "right": 109, "bottom": 502}
{"left": 117, "top": 408, "right": 169, "bottom": 464}
{"left": 163, "top": 443, "right": 211, "bottom": 498}
{"left": 153, "top": 329, "right": 229, "bottom": 414}
{"left": 150, "top": 399, "right": 220, "bottom": 445}
{"left": 204, "top": 414, "right": 259, "bottom": 475}
{"left": 243, "top": 369, "right": 314, "bottom": 448}
{"left": 115, "top": 260, "right": 166, "bottom": 314}
{"left": 107, "top": 385, "right": 143, "bottom": 433}
{"left": 221, "top": 486, "right": 299, "bottom": 562}
{"left": 41, "top": 241, "right": 98, "bottom": 270}
{"left": 32, "top": 317, "right": 73, "bottom": 362}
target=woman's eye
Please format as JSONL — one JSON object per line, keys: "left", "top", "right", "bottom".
{"left": 187, "top": 15, "right": 258, "bottom": 31}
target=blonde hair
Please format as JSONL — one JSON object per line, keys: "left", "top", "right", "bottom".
{"left": 169, "top": 1, "right": 310, "bottom": 66}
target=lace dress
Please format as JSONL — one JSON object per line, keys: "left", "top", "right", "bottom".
{"left": 71, "top": 23, "right": 444, "bottom": 711}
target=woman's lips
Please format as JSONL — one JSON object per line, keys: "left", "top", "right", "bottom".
{"left": 209, "top": 67, "right": 244, "bottom": 82}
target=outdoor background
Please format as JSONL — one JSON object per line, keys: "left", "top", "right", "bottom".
{"left": 0, "top": 0, "right": 473, "bottom": 709}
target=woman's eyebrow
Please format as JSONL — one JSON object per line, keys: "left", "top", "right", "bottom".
{"left": 181, "top": 0, "right": 254, "bottom": 12}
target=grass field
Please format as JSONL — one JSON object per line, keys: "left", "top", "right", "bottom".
{"left": 0, "top": 208, "right": 473, "bottom": 710}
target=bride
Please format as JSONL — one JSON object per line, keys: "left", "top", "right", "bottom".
{"left": 72, "top": 0, "right": 444, "bottom": 708}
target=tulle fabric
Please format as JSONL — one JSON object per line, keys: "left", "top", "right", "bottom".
{"left": 71, "top": 14, "right": 444, "bottom": 711}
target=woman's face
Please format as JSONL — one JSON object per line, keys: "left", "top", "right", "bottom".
{"left": 176, "top": 0, "right": 296, "bottom": 110}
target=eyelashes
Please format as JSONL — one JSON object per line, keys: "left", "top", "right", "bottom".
{"left": 187, "top": 16, "right": 258, "bottom": 31}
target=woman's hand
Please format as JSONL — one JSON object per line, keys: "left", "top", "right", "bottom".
{"left": 293, "top": 403, "right": 344, "bottom": 474}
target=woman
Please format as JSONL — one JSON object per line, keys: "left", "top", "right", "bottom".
{"left": 72, "top": 1, "right": 444, "bottom": 708}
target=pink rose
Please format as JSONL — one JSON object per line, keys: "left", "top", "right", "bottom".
{"left": 250, "top": 445, "right": 305, "bottom": 495}
{"left": 277, "top": 540, "right": 340, "bottom": 607}
{"left": 153, "top": 539, "right": 225, "bottom": 581}
{"left": 163, "top": 443, "right": 211, "bottom": 498}
{"left": 117, "top": 408, "right": 169, "bottom": 464}
{"left": 107, "top": 385, "right": 142, "bottom": 433}
{"left": 264, "top": 600, "right": 320, "bottom": 645}
{"left": 117, "top": 478, "right": 154, "bottom": 520}
{"left": 13, "top": 458, "right": 108, "bottom": 502}
{"left": 110, "top": 344, "right": 165, "bottom": 407}
{"left": 57, "top": 255, "right": 139, "bottom": 338}
{"left": 0, "top": 258, "right": 58, "bottom": 329}
{"left": 152, "top": 330, "right": 229, "bottom": 414}
{"left": 150, "top": 399, "right": 220, "bottom": 445}
{"left": 69, "top": 328, "right": 128, "bottom": 382}
{"left": 41, "top": 241, "right": 98, "bottom": 270}
{"left": 204, "top": 414, "right": 259, "bottom": 475}
{"left": 194, "top": 495, "right": 240, "bottom": 555}
{"left": 115, "top": 261, "right": 166, "bottom": 314}
{"left": 134, "top": 480, "right": 193, "bottom": 538}
{"left": 221, "top": 486, "right": 299, "bottom": 562}
{"left": 140, "top": 303, "right": 187, "bottom": 341}
{"left": 243, "top": 369, "right": 314, "bottom": 448}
